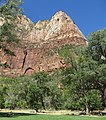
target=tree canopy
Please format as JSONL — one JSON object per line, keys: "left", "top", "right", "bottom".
{"left": 0, "top": 0, "right": 23, "bottom": 67}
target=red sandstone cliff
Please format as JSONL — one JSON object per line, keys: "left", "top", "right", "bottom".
{"left": 0, "top": 11, "right": 88, "bottom": 76}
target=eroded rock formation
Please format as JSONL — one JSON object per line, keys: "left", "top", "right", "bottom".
{"left": 0, "top": 11, "right": 88, "bottom": 76}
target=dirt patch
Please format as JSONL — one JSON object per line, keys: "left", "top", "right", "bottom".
{"left": 0, "top": 109, "right": 36, "bottom": 114}
{"left": 0, "top": 109, "right": 106, "bottom": 116}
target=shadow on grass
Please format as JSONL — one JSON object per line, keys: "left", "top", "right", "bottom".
{"left": 0, "top": 112, "right": 36, "bottom": 118}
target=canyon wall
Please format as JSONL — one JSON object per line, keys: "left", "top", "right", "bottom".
{"left": 0, "top": 11, "right": 88, "bottom": 76}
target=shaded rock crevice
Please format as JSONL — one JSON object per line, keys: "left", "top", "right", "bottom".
{"left": 22, "top": 50, "right": 27, "bottom": 69}
{"left": 24, "top": 67, "right": 34, "bottom": 75}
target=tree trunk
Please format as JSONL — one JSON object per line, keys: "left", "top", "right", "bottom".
{"left": 41, "top": 96, "right": 45, "bottom": 110}
{"left": 85, "top": 98, "right": 90, "bottom": 115}
{"left": 100, "top": 88, "right": 106, "bottom": 107}
{"left": 85, "top": 103, "right": 89, "bottom": 115}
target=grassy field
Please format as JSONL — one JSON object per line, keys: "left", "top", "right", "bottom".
{"left": 0, "top": 114, "right": 106, "bottom": 120}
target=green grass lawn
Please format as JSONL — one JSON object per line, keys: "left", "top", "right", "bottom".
{"left": 0, "top": 114, "right": 106, "bottom": 120}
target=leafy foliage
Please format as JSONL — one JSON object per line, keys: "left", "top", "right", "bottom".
{"left": 0, "top": 0, "right": 22, "bottom": 16}
{"left": 0, "top": 0, "right": 23, "bottom": 67}
{"left": 88, "top": 29, "right": 106, "bottom": 63}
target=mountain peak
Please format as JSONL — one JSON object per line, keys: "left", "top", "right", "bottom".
{"left": 51, "top": 11, "right": 73, "bottom": 23}
{"left": 44, "top": 10, "right": 86, "bottom": 41}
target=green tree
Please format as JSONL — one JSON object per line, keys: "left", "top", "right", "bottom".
{"left": 59, "top": 45, "right": 103, "bottom": 114}
{"left": 48, "top": 71, "right": 63, "bottom": 110}
{"left": 0, "top": 79, "right": 7, "bottom": 108}
{"left": 0, "top": 77, "right": 18, "bottom": 109}
{"left": 88, "top": 29, "right": 106, "bottom": 63}
{"left": 88, "top": 29, "right": 106, "bottom": 107}
{"left": 0, "top": 0, "right": 23, "bottom": 56}
{"left": 26, "top": 72, "right": 51, "bottom": 111}
{"left": 0, "top": 0, "right": 22, "bottom": 16}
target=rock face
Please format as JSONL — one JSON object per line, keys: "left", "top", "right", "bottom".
{"left": 0, "top": 11, "right": 88, "bottom": 76}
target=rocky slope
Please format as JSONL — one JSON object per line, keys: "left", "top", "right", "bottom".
{"left": 0, "top": 11, "right": 88, "bottom": 76}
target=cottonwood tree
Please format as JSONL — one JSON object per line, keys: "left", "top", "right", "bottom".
{"left": 27, "top": 72, "right": 51, "bottom": 111}
{"left": 88, "top": 29, "right": 106, "bottom": 107}
{"left": 59, "top": 45, "right": 103, "bottom": 114}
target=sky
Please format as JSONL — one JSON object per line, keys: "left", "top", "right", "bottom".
{"left": 22, "top": 0, "right": 106, "bottom": 37}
